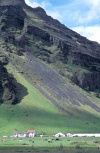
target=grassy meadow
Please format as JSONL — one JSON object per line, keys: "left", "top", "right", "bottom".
{"left": 0, "top": 137, "right": 100, "bottom": 152}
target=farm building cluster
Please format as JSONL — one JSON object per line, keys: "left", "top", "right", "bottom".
{"left": 55, "top": 133, "right": 100, "bottom": 138}
{"left": 3, "top": 130, "right": 36, "bottom": 138}
{"left": 14, "top": 130, "right": 36, "bottom": 138}
{"left": 3, "top": 131, "right": 100, "bottom": 138}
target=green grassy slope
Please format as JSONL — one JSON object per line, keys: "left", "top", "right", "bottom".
{"left": 0, "top": 64, "right": 100, "bottom": 136}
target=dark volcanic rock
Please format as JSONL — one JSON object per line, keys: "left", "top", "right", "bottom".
{"left": 69, "top": 52, "right": 100, "bottom": 69}
{"left": 0, "top": 0, "right": 25, "bottom": 6}
{"left": 3, "top": 33, "right": 16, "bottom": 44}
{"left": 0, "top": 62, "right": 16, "bottom": 104}
{"left": 27, "top": 25, "right": 51, "bottom": 42}
{"left": 72, "top": 70, "right": 100, "bottom": 91}
{"left": 0, "top": 49, "right": 28, "bottom": 104}
{"left": 26, "top": 25, "right": 71, "bottom": 62}
{"left": 0, "top": 5, "right": 26, "bottom": 31}
{"left": 0, "top": 58, "right": 28, "bottom": 104}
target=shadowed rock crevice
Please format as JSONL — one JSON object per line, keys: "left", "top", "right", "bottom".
{"left": 72, "top": 70, "right": 100, "bottom": 91}
{"left": 0, "top": 5, "right": 26, "bottom": 31}
{"left": 0, "top": 58, "right": 28, "bottom": 104}
{"left": 12, "top": 77, "right": 28, "bottom": 105}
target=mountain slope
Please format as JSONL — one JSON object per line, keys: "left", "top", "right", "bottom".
{"left": 0, "top": 0, "right": 100, "bottom": 135}
{"left": 0, "top": 63, "right": 99, "bottom": 136}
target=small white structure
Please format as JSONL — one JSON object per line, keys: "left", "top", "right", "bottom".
{"left": 26, "top": 130, "right": 36, "bottom": 137}
{"left": 13, "top": 133, "right": 18, "bottom": 138}
{"left": 14, "top": 133, "right": 27, "bottom": 138}
{"left": 72, "top": 134, "right": 100, "bottom": 138}
{"left": 55, "top": 133, "right": 65, "bottom": 138}
{"left": 66, "top": 133, "right": 73, "bottom": 137}
{"left": 40, "top": 135, "right": 43, "bottom": 138}
{"left": 3, "top": 136, "right": 8, "bottom": 138}
{"left": 94, "top": 134, "right": 100, "bottom": 138}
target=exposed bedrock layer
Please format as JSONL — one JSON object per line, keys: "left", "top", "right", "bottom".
{"left": 0, "top": 0, "right": 25, "bottom": 6}
{"left": 0, "top": 0, "right": 100, "bottom": 106}
{"left": 72, "top": 70, "right": 100, "bottom": 91}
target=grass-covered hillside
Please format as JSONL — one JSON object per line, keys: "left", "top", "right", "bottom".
{"left": 0, "top": 63, "right": 99, "bottom": 136}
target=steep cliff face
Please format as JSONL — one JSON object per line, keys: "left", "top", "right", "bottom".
{"left": 23, "top": 4, "right": 100, "bottom": 92}
{"left": 0, "top": 6, "right": 26, "bottom": 31}
{"left": 0, "top": 0, "right": 100, "bottom": 106}
{"left": 0, "top": 0, "right": 25, "bottom": 6}
{"left": 0, "top": 54, "right": 16, "bottom": 104}
{"left": 72, "top": 70, "right": 100, "bottom": 91}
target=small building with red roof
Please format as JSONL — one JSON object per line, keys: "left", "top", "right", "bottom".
{"left": 26, "top": 130, "right": 36, "bottom": 137}
{"left": 13, "top": 130, "right": 36, "bottom": 138}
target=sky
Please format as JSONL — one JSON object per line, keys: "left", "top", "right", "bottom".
{"left": 25, "top": 0, "right": 100, "bottom": 43}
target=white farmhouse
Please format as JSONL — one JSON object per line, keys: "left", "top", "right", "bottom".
{"left": 13, "top": 130, "right": 36, "bottom": 138}
{"left": 26, "top": 130, "right": 36, "bottom": 137}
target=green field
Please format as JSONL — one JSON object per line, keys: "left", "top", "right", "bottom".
{"left": 0, "top": 137, "right": 100, "bottom": 153}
